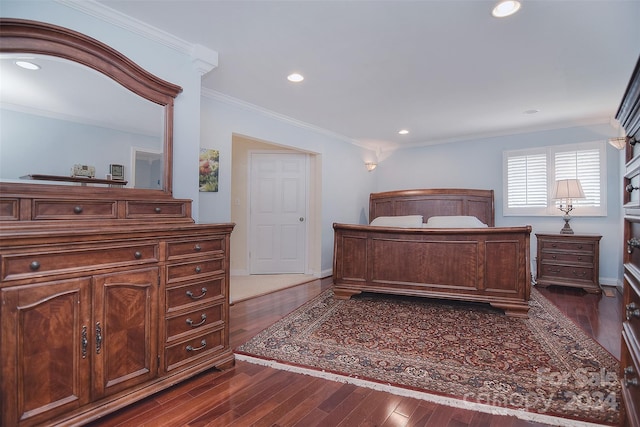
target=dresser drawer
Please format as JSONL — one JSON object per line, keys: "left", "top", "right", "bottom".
{"left": 621, "top": 328, "right": 640, "bottom": 427}
{"left": 1, "top": 244, "right": 158, "bottom": 281}
{"left": 167, "top": 237, "right": 225, "bottom": 259}
{"left": 32, "top": 199, "right": 117, "bottom": 220}
{"left": 0, "top": 198, "right": 19, "bottom": 220}
{"left": 165, "top": 303, "right": 224, "bottom": 343}
{"left": 540, "top": 252, "right": 594, "bottom": 265}
{"left": 538, "top": 264, "right": 594, "bottom": 283}
{"left": 125, "top": 201, "right": 188, "bottom": 219}
{"left": 166, "top": 257, "right": 224, "bottom": 282}
{"left": 624, "top": 273, "right": 640, "bottom": 343}
{"left": 164, "top": 327, "right": 225, "bottom": 372}
{"left": 165, "top": 276, "right": 224, "bottom": 313}
{"left": 539, "top": 239, "right": 595, "bottom": 253}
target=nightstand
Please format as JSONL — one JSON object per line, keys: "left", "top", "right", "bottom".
{"left": 535, "top": 233, "right": 602, "bottom": 293}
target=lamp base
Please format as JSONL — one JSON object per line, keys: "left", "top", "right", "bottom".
{"left": 560, "top": 215, "right": 574, "bottom": 234}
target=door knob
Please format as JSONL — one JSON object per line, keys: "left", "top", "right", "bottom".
{"left": 299, "top": 217, "right": 304, "bottom": 222}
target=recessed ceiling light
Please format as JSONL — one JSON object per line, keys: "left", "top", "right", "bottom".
{"left": 15, "top": 60, "right": 40, "bottom": 70}
{"left": 398, "top": 129, "right": 409, "bottom": 135}
{"left": 492, "top": 0, "right": 521, "bottom": 18}
{"left": 287, "top": 73, "right": 304, "bottom": 83}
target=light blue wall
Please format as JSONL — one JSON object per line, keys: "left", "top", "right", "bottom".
{"left": 199, "top": 95, "right": 374, "bottom": 274}
{"left": 373, "top": 124, "right": 624, "bottom": 286}
{"left": 1, "top": 1, "right": 204, "bottom": 218}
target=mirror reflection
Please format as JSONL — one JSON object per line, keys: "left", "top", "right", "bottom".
{"left": 0, "top": 53, "right": 165, "bottom": 188}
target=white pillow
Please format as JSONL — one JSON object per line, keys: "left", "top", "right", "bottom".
{"left": 370, "top": 215, "right": 423, "bottom": 228}
{"left": 423, "top": 215, "right": 488, "bottom": 228}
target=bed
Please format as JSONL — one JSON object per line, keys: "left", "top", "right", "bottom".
{"left": 332, "top": 189, "right": 532, "bottom": 317}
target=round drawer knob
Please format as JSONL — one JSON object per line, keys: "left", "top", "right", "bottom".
{"left": 29, "top": 261, "right": 41, "bottom": 271}
{"left": 195, "top": 266, "right": 202, "bottom": 273}
{"left": 134, "top": 251, "right": 142, "bottom": 259}
{"left": 73, "top": 206, "right": 83, "bottom": 214}
{"left": 194, "top": 244, "right": 202, "bottom": 252}
{"left": 154, "top": 207, "right": 162, "bottom": 213}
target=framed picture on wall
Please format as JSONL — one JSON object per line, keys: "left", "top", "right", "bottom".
{"left": 199, "top": 148, "right": 219, "bottom": 192}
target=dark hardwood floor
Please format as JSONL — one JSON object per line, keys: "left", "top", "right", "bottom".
{"left": 89, "top": 280, "right": 622, "bottom": 427}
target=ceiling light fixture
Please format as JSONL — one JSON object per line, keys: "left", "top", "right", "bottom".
{"left": 287, "top": 73, "right": 304, "bottom": 83}
{"left": 15, "top": 60, "right": 40, "bottom": 70}
{"left": 492, "top": 0, "right": 521, "bottom": 18}
{"left": 398, "top": 129, "right": 409, "bottom": 135}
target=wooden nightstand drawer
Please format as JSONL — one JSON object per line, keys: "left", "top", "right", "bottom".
{"left": 538, "top": 264, "right": 594, "bottom": 283}
{"left": 164, "top": 327, "right": 225, "bottom": 372}
{"left": 125, "top": 201, "right": 189, "bottom": 219}
{"left": 165, "top": 276, "right": 225, "bottom": 313}
{"left": 539, "top": 239, "right": 595, "bottom": 253}
{"left": 165, "top": 303, "right": 224, "bottom": 343}
{"left": 167, "top": 237, "right": 225, "bottom": 259}
{"left": 33, "top": 199, "right": 117, "bottom": 220}
{"left": 540, "top": 252, "right": 593, "bottom": 264}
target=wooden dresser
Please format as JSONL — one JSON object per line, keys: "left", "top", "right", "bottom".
{"left": 617, "top": 55, "right": 640, "bottom": 427}
{"left": 0, "top": 19, "right": 234, "bottom": 427}
{"left": 535, "top": 233, "right": 601, "bottom": 294}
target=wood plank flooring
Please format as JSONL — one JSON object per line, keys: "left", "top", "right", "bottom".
{"left": 88, "top": 280, "right": 622, "bottom": 427}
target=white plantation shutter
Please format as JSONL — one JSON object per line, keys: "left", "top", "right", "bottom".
{"left": 507, "top": 153, "right": 547, "bottom": 207}
{"left": 503, "top": 141, "right": 606, "bottom": 216}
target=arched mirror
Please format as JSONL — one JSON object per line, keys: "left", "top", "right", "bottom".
{"left": 0, "top": 18, "right": 181, "bottom": 195}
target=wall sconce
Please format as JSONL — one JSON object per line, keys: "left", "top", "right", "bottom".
{"left": 365, "top": 162, "right": 377, "bottom": 172}
{"left": 552, "top": 179, "right": 586, "bottom": 235}
{"left": 608, "top": 136, "right": 626, "bottom": 150}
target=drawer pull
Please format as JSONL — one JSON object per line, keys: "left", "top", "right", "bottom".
{"left": 628, "top": 238, "right": 640, "bottom": 254}
{"left": 29, "top": 261, "right": 41, "bottom": 271}
{"left": 134, "top": 251, "right": 142, "bottom": 259}
{"left": 195, "top": 266, "right": 202, "bottom": 273}
{"left": 186, "top": 339, "right": 207, "bottom": 352}
{"left": 186, "top": 287, "right": 207, "bottom": 300}
{"left": 624, "top": 366, "right": 636, "bottom": 376}
{"left": 627, "top": 184, "right": 639, "bottom": 193}
{"left": 95, "top": 322, "right": 102, "bottom": 354}
{"left": 577, "top": 244, "right": 583, "bottom": 249}
{"left": 548, "top": 267, "right": 561, "bottom": 273}
{"left": 186, "top": 313, "right": 207, "bottom": 328}
{"left": 626, "top": 302, "right": 640, "bottom": 320}
{"left": 154, "top": 207, "right": 162, "bottom": 213}
{"left": 624, "top": 377, "right": 639, "bottom": 387}
{"left": 551, "top": 255, "right": 557, "bottom": 259}
{"left": 73, "top": 206, "right": 83, "bottom": 214}
{"left": 194, "top": 244, "right": 202, "bottom": 252}
{"left": 572, "top": 269, "right": 587, "bottom": 278}
{"left": 81, "top": 326, "right": 88, "bottom": 359}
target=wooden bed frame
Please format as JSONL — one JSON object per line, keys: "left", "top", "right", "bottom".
{"left": 332, "top": 189, "right": 532, "bottom": 317}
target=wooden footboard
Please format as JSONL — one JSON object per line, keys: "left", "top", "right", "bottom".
{"left": 332, "top": 223, "right": 532, "bottom": 317}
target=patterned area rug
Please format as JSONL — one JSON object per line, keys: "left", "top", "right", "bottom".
{"left": 235, "top": 288, "right": 620, "bottom": 426}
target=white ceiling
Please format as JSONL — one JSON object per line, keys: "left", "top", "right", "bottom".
{"left": 96, "top": 0, "right": 640, "bottom": 152}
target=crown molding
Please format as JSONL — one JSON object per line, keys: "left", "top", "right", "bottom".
{"left": 56, "top": 0, "right": 193, "bottom": 54}
{"left": 201, "top": 88, "right": 362, "bottom": 148}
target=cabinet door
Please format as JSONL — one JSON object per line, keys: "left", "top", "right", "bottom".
{"left": 0, "top": 278, "right": 91, "bottom": 427}
{"left": 92, "top": 267, "right": 159, "bottom": 399}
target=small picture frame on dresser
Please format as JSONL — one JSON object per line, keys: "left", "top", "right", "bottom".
{"left": 535, "top": 233, "right": 602, "bottom": 294}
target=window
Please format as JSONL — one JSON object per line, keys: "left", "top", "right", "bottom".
{"left": 503, "top": 141, "right": 606, "bottom": 216}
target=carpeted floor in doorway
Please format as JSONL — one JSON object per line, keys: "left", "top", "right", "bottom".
{"left": 235, "top": 288, "right": 620, "bottom": 426}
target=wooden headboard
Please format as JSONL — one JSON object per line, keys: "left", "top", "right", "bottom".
{"left": 369, "top": 188, "right": 495, "bottom": 227}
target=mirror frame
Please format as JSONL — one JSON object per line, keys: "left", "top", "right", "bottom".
{"left": 0, "top": 18, "right": 182, "bottom": 195}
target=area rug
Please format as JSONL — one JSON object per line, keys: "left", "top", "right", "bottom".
{"left": 235, "top": 288, "right": 620, "bottom": 426}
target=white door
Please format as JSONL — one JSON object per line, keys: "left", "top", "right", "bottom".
{"left": 250, "top": 153, "right": 307, "bottom": 274}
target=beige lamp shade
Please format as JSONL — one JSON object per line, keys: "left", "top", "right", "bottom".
{"left": 552, "top": 179, "right": 585, "bottom": 201}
